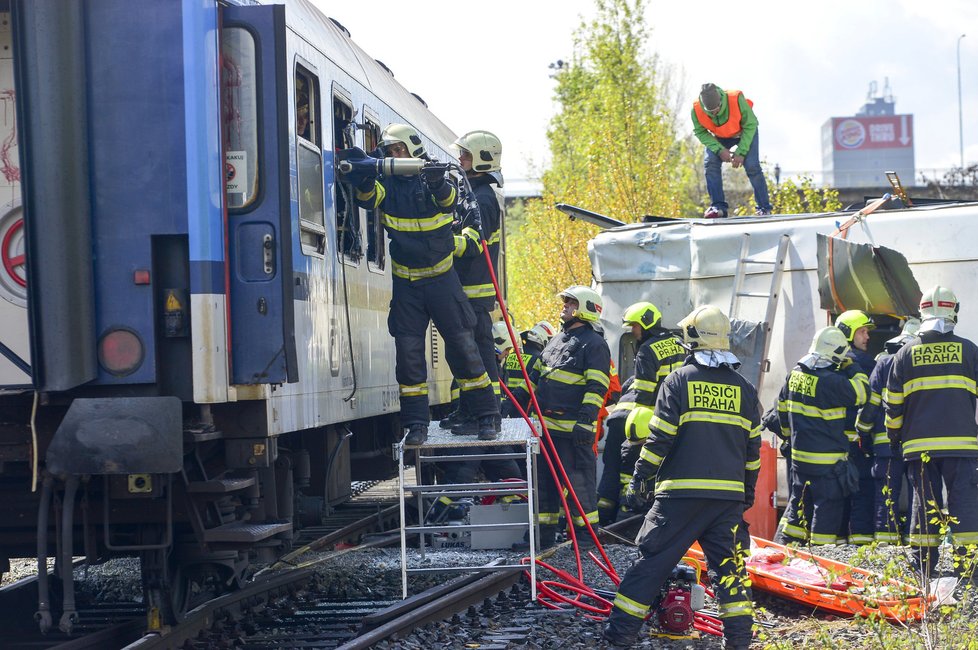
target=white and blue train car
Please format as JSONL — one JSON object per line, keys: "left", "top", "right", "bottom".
{"left": 0, "top": 0, "right": 460, "bottom": 626}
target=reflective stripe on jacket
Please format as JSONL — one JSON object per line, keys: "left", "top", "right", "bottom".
{"left": 633, "top": 358, "right": 762, "bottom": 501}
{"left": 777, "top": 362, "right": 868, "bottom": 476}
{"left": 885, "top": 331, "right": 978, "bottom": 460}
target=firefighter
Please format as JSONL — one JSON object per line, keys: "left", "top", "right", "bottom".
{"left": 500, "top": 321, "right": 554, "bottom": 418}
{"left": 445, "top": 131, "right": 505, "bottom": 435}
{"left": 604, "top": 306, "right": 759, "bottom": 649}
{"left": 773, "top": 327, "right": 868, "bottom": 546}
{"left": 835, "top": 310, "right": 877, "bottom": 545}
{"left": 598, "top": 302, "right": 685, "bottom": 525}
{"left": 508, "top": 287, "right": 610, "bottom": 548}
{"left": 352, "top": 124, "right": 498, "bottom": 445}
{"left": 885, "top": 286, "right": 978, "bottom": 578}
{"left": 856, "top": 317, "right": 920, "bottom": 544}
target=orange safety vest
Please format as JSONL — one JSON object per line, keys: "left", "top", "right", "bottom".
{"left": 593, "top": 361, "right": 622, "bottom": 454}
{"left": 693, "top": 90, "right": 753, "bottom": 139}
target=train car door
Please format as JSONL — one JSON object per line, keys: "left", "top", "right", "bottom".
{"left": 221, "top": 5, "right": 297, "bottom": 384}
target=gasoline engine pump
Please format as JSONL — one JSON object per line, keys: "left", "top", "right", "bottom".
{"left": 651, "top": 563, "right": 706, "bottom": 638}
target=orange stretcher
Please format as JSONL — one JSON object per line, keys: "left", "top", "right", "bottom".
{"left": 685, "top": 536, "right": 932, "bottom": 622}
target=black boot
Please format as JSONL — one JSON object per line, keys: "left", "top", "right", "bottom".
{"left": 477, "top": 416, "right": 498, "bottom": 441}
{"left": 404, "top": 424, "right": 428, "bottom": 446}
{"left": 439, "top": 409, "right": 465, "bottom": 429}
{"left": 451, "top": 416, "right": 478, "bottom": 436}
{"left": 602, "top": 622, "right": 638, "bottom": 647}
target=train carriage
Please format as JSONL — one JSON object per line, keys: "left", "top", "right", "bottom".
{"left": 0, "top": 0, "right": 462, "bottom": 629}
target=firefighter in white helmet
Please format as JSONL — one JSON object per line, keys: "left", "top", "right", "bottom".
{"left": 885, "top": 286, "right": 978, "bottom": 578}
{"left": 509, "top": 287, "right": 610, "bottom": 549}
{"left": 444, "top": 131, "right": 506, "bottom": 435}
{"left": 353, "top": 123, "right": 498, "bottom": 445}
{"left": 606, "top": 305, "right": 759, "bottom": 649}
{"left": 773, "top": 326, "right": 868, "bottom": 547}
{"left": 499, "top": 321, "right": 554, "bottom": 418}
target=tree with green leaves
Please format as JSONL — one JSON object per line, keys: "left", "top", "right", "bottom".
{"left": 507, "top": 0, "right": 697, "bottom": 327}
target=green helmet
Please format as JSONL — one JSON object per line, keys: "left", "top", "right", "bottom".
{"left": 809, "top": 326, "right": 850, "bottom": 365}
{"left": 919, "top": 285, "right": 959, "bottom": 322}
{"left": 380, "top": 123, "right": 426, "bottom": 158}
{"left": 622, "top": 301, "right": 662, "bottom": 331}
{"left": 452, "top": 130, "right": 501, "bottom": 172}
{"left": 835, "top": 310, "right": 875, "bottom": 342}
{"left": 678, "top": 305, "right": 730, "bottom": 350}
{"left": 558, "top": 285, "right": 603, "bottom": 323}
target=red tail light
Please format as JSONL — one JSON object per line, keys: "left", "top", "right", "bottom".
{"left": 98, "top": 328, "right": 144, "bottom": 376}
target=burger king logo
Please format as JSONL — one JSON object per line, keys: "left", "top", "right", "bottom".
{"left": 835, "top": 119, "right": 866, "bottom": 149}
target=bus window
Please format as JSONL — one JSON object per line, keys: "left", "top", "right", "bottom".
{"left": 362, "top": 117, "right": 384, "bottom": 269}
{"left": 221, "top": 28, "right": 259, "bottom": 210}
{"left": 296, "top": 66, "right": 325, "bottom": 254}
{"left": 333, "top": 93, "right": 361, "bottom": 262}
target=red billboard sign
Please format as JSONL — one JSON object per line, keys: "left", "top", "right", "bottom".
{"left": 832, "top": 115, "right": 913, "bottom": 150}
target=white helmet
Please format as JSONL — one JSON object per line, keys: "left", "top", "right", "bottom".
{"left": 885, "top": 317, "right": 921, "bottom": 350}
{"left": 380, "top": 123, "right": 426, "bottom": 158}
{"left": 452, "top": 130, "right": 501, "bottom": 173}
{"left": 558, "top": 286, "right": 603, "bottom": 324}
{"left": 678, "top": 305, "right": 730, "bottom": 351}
{"left": 492, "top": 321, "right": 515, "bottom": 353}
{"left": 919, "top": 285, "right": 959, "bottom": 322}
{"left": 524, "top": 321, "right": 556, "bottom": 348}
{"left": 809, "top": 326, "right": 850, "bottom": 365}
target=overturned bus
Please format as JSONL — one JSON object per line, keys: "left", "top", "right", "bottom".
{"left": 585, "top": 198, "right": 978, "bottom": 534}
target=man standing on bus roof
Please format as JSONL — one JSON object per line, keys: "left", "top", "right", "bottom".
{"left": 693, "top": 83, "right": 773, "bottom": 218}
{"left": 351, "top": 123, "right": 499, "bottom": 446}
{"left": 441, "top": 131, "right": 506, "bottom": 435}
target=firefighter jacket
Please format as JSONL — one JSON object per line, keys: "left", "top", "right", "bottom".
{"left": 452, "top": 175, "right": 501, "bottom": 310}
{"left": 355, "top": 174, "right": 457, "bottom": 283}
{"left": 500, "top": 343, "right": 544, "bottom": 417}
{"left": 843, "top": 348, "right": 876, "bottom": 447}
{"left": 609, "top": 330, "right": 686, "bottom": 441}
{"left": 884, "top": 331, "right": 978, "bottom": 460}
{"left": 509, "top": 322, "right": 611, "bottom": 437}
{"left": 856, "top": 352, "right": 899, "bottom": 458}
{"left": 632, "top": 357, "right": 762, "bottom": 502}
{"left": 776, "top": 361, "right": 868, "bottom": 476}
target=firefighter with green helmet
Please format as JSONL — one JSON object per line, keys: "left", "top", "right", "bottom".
{"left": 885, "top": 285, "right": 978, "bottom": 578}
{"left": 509, "top": 286, "right": 611, "bottom": 548}
{"left": 773, "top": 326, "right": 869, "bottom": 546}
{"left": 597, "top": 301, "right": 684, "bottom": 525}
{"left": 835, "top": 309, "right": 877, "bottom": 545}
{"left": 605, "top": 305, "right": 759, "bottom": 649}
{"left": 499, "top": 321, "right": 554, "bottom": 418}
{"left": 352, "top": 123, "right": 498, "bottom": 445}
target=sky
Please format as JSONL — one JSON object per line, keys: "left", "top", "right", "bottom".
{"left": 317, "top": 0, "right": 978, "bottom": 185}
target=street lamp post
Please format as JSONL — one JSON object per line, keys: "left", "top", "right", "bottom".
{"left": 958, "top": 34, "right": 966, "bottom": 169}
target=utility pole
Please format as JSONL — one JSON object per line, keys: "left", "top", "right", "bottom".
{"left": 958, "top": 34, "right": 966, "bottom": 168}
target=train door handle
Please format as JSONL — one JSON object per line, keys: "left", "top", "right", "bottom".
{"left": 262, "top": 234, "right": 274, "bottom": 275}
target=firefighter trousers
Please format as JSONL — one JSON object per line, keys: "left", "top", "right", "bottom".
{"left": 538, "top": 436, "right": 597, "bottom": 530}
{"left": 906, "top": 457, "right": 978, "bottom": 573}
{"left": 597, "top": 416, "right": 627, "bottom": 524}
{"left": 777, "top": 470, "right": 844, "bottom": 545}
{"left": 840, "top": 446, "right": 875, "bottom": 544}
{"left": 459, "top": 308, "right": 500, "bottom": 415}
{"left": 872, "top": 455, "right": 907, "bottom": 544}
{"left": 607, "top": 498, "right": 753, "bottom": 646}
{"left": 389, "top": 273, "right": 497, "bottom": 427}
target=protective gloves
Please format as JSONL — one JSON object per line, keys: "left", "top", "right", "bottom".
{"left": 572, "top": 423, "right": 594, "bottom": 448}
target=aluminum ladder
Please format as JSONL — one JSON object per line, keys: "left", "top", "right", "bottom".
{"left": 728, "top": 233, "right": 790, "bottom": 396}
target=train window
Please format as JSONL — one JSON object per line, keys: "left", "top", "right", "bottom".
{"left": 362, "top": 116, "right": 385, "bottom": 269}
{"left": 333, "top": 92, "right": 361, "bottom": 262}
{"left": 221, "top": 28, "right": 259, "bottom": 210}
{"left": 296, "top": 66, "right": 325, "bottom": 255}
